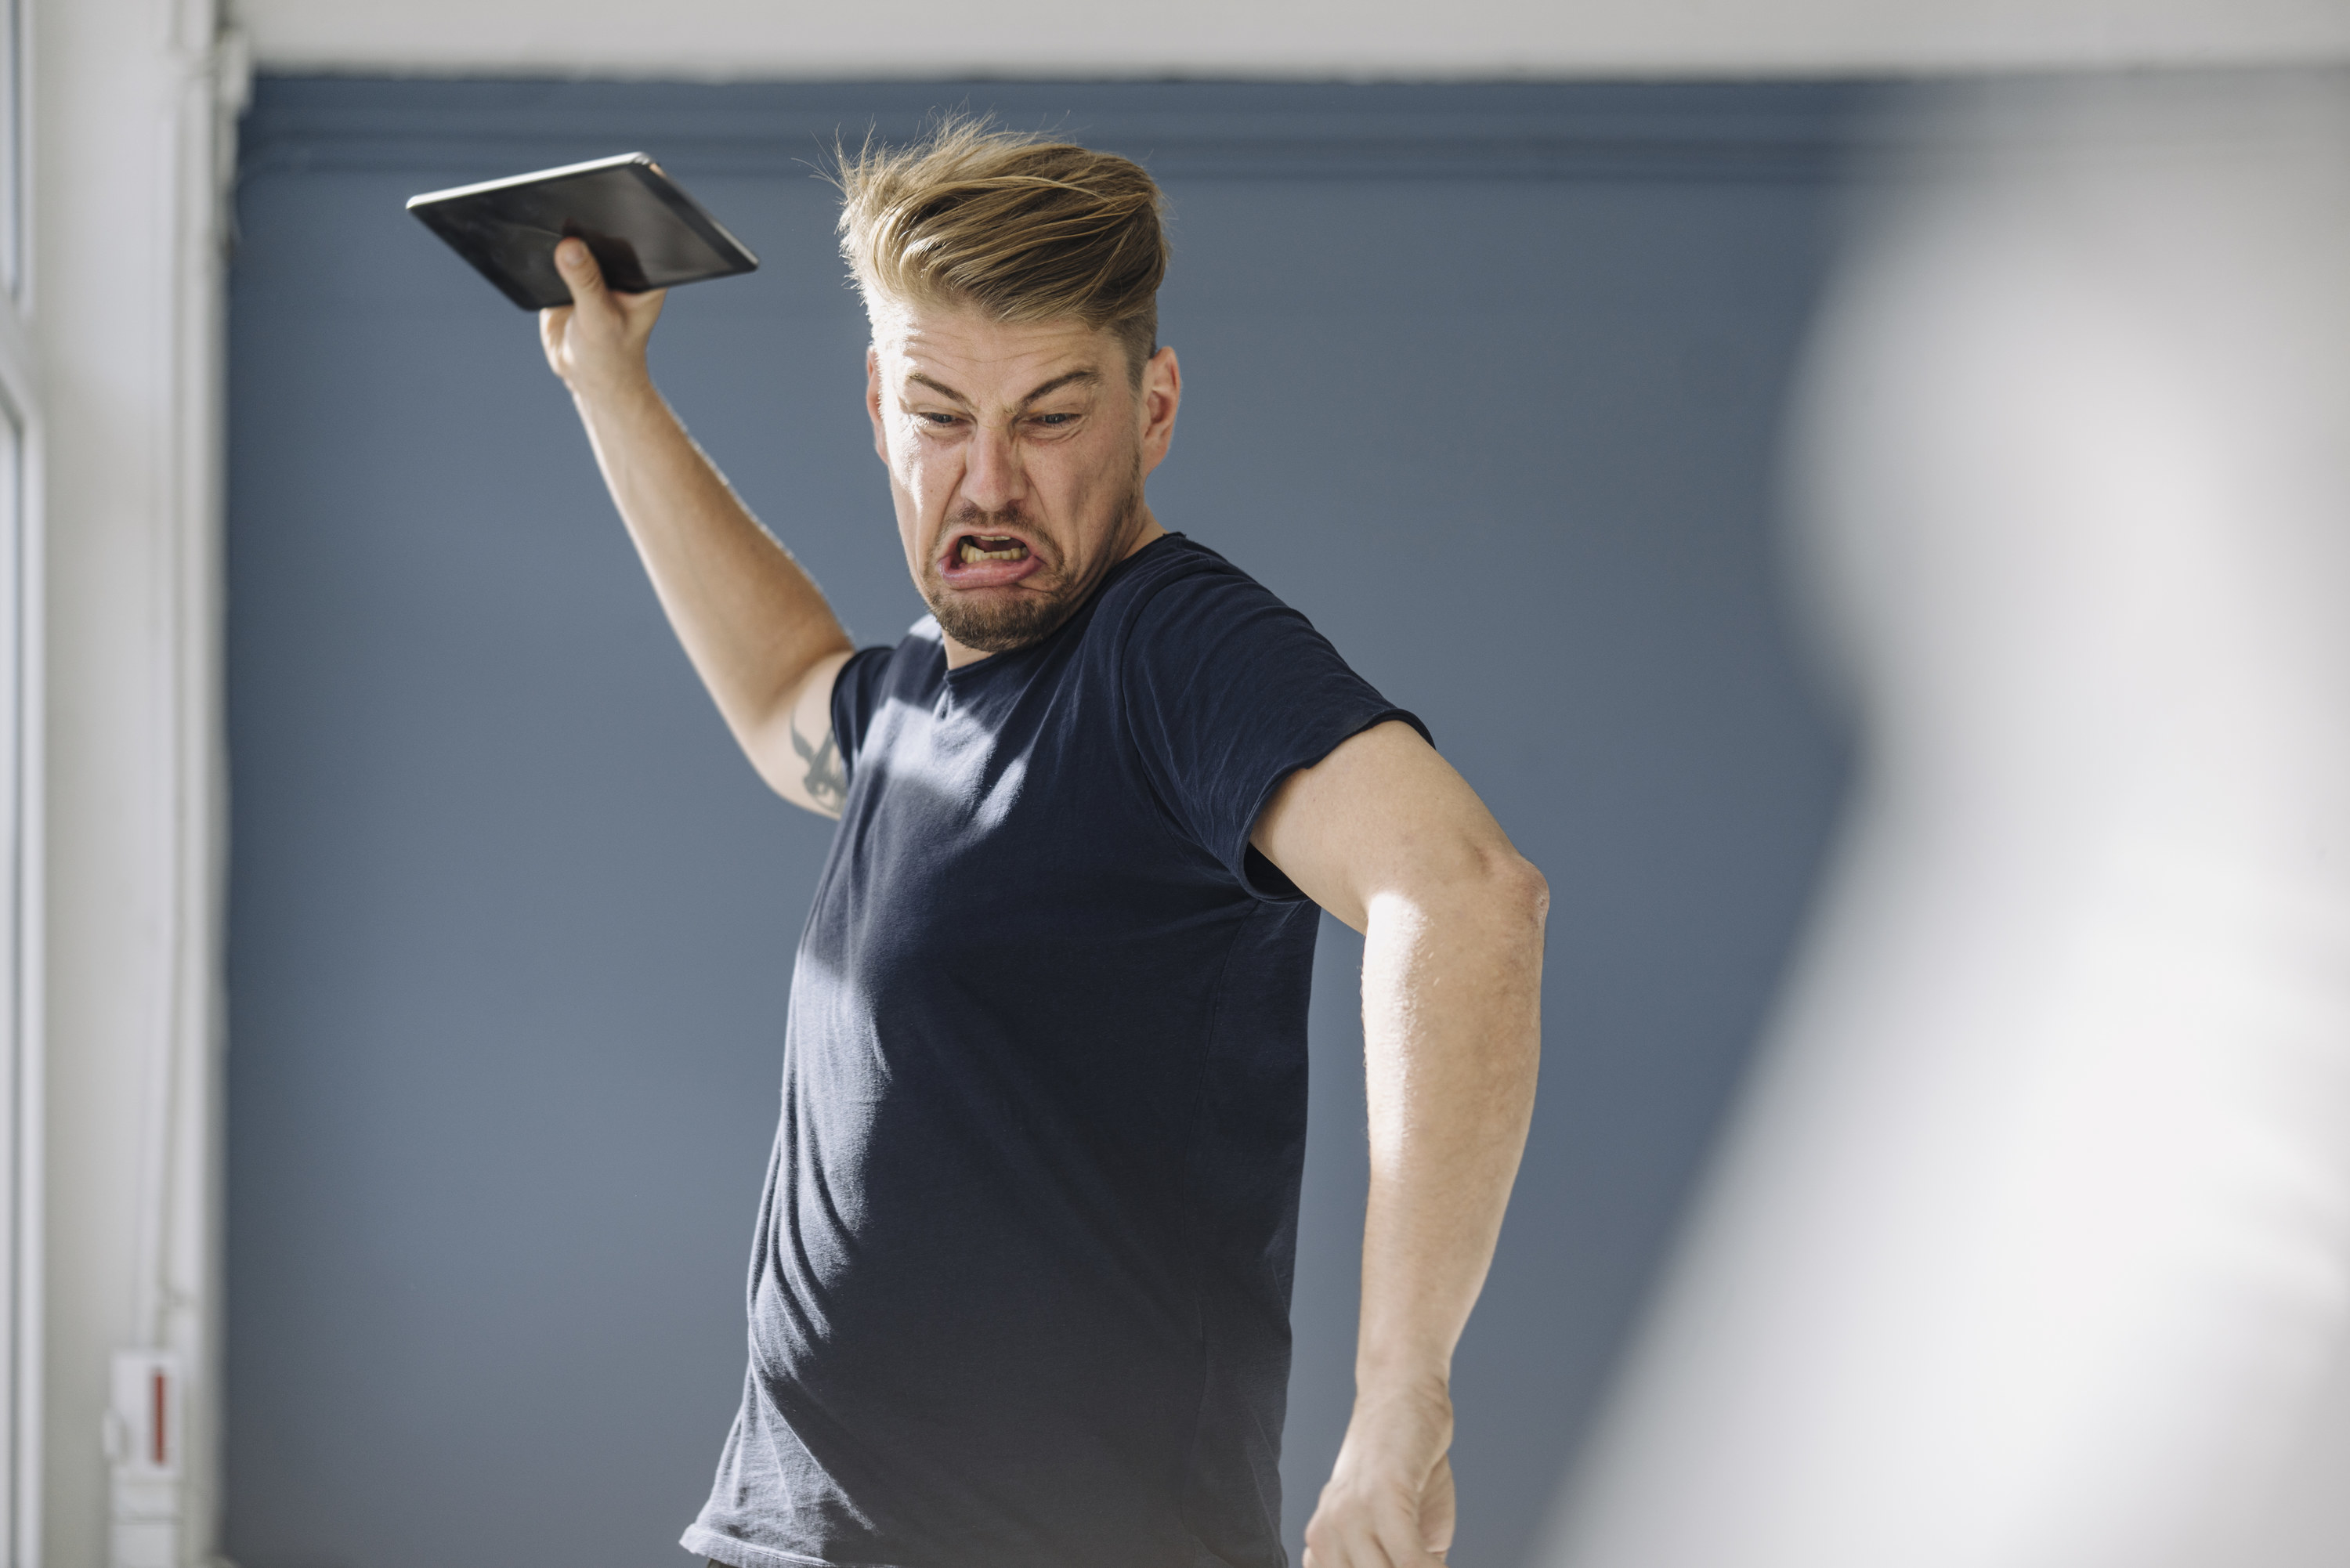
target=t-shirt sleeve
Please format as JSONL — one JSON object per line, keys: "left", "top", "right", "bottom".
{"left": 1122, "top": 568, "right": 1429, "bottom": 901}
{"left": 828, "top": 644, "right": 899, "bottom": 785}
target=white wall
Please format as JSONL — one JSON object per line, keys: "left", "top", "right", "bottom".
{"left": 233, "top": 0, "right": 2350, "bottom": 79}
{"left": 34, "top": 0, "right": 239, "bottom": 1563}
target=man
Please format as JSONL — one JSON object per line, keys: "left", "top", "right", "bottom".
{"left": 539, "top": 121, "right": 1546, "bottom": 1568}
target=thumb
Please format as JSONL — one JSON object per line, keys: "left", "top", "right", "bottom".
{"left": 555, "top": 237, "right": 607, "bottom": 302}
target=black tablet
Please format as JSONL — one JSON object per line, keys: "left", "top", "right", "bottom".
{"left": 407, "top": 153, "right": 760, "bottom": 310}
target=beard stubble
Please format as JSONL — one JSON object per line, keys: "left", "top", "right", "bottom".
{"left": 922, "top": 465, "right": 1145, "bottom": 656}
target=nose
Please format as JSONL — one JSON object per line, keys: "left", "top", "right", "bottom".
{"left": 960, "top": 420, "right": 1025, "bottom": 515}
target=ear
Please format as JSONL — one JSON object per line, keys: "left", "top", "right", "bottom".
{"left": 866, "top": 346, "right": 888, "bottom": 464}
{"left": 1139, "top": 345, "right": 1181, "bottom": 475}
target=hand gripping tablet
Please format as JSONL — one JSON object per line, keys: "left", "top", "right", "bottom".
{"left": 407, "top": 153, "right": 760, "bottom": 310}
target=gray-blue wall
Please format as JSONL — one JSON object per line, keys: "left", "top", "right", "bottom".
{"left": 225, "top": 80, "right": 1854, "bottom": 1568}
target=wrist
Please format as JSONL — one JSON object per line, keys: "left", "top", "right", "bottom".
{"left": 566, "top": 363, "right": 660, "bottom": 417}
{"left": 1336, "top": 1368, "right": 1454, "bottom": 1472}
{"left": 1351, "top": 1357, "right": 1451, "bottom": 1407}
{"left": 568, "top": 374, "right": 668, "bottom": 443}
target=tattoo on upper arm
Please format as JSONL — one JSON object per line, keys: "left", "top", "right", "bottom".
{"left": 790, "top": 712, "right": 847, "bottom": 814}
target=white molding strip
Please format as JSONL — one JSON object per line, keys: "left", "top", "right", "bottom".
{"left": 1, "top": 0, "right": 38, "bottom": 1562}
{"left": 227, "top": 0, "right": 2350, "bottom": 81}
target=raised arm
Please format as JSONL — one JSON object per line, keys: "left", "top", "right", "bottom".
{"left": 540, "top": 237, "right": 856, "bottom": 816}
{"left": 1251, "top": 719, "right": 1547, "bottom": 1568}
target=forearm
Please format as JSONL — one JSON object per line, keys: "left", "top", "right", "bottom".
{"left": 570, "top": 377, "right": 851, "bottom": 750}
{"left": 1355, "top": 872, "right": 1545, "bottom": 1400}
{"left": 1253, "top": 722, "right": 1545, "bottom": 1564}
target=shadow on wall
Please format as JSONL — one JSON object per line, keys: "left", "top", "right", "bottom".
{"left": 1539, "top": 68, "right": 2350, "bottom": 1568}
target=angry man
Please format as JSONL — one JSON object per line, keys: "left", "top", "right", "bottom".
{"left": 538, "top": 121, "right": 1547, "bottom": 1568}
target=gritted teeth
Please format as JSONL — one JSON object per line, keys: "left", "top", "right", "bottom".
{"left": 957, "top": 534, "right": 1029, "bottom": 565}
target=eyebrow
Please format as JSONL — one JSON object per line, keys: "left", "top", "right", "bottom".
{"left": 905, "top": 367, "right": 1102, "bottom": 409}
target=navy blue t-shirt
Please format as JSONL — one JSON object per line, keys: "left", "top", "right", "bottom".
{"left": 684, "top": 535, "right": 1423, "bottom": 1568}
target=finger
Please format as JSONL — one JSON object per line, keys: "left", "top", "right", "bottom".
{"left": 537, "top": 302, "right": 573, "bottom": 374}
{"left": 1362, "top": 1524, "right": 1415, "bottom": 1568}
{"left": 1307, "top": 1531, "right": 1382, "bottom": 1568}
{"left": 613, "top": 284, "right": 670, "bottom": 332}
{"left": 1353, "top": 1494, "right": 1438, "bottom": 1568}
{"left": 554, "top": 237, "right": 609, "bottom": 309}
{"left": 1376, "top": 1519, "right": 1441, "bottom": 1568}
{"left": 1318, "top": 1513, "right": 1408, "bottom": 1568}
{"left": 1421, "top": 1457, "right": 1458, "bottom": 1555}
{"left": 1307, "top": 1510, "right": 1391, "bottom": 1568}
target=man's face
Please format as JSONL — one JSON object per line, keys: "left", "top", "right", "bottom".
{"left": 866, "top": 302, "right": 1180, "bottom": 663}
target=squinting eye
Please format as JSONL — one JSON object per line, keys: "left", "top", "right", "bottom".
{"left": 1034, "top": 414, "right": 1075, "bottom": 427}
{"left": 918, "top": 413, "right": 958, "bottom": 426}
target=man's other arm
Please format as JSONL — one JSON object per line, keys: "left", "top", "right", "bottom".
{"left": 540, "top": 237, "right": 856, "bottom": 817}
{"left": 1251, "top": 720, "right": 1547, "bottom": 1568}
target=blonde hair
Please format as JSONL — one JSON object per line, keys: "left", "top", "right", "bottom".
{"left": 835, "top": 117, "right": 1170, "bottom": 380}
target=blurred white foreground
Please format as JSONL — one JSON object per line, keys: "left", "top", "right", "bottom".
{"left": 1541, "top": 72, "right": 2350, "bottom": 1568}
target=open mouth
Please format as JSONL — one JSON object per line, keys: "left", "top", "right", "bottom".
{"left": 956, "top": 534, "right": 1029, "bottom": 565}
{"left": 939, "top": 530, "right": 1044, "bottom": 588}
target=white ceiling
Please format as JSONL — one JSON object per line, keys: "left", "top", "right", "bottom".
{"left": 232, "top": 0, "right": 2350, "bottom": 79}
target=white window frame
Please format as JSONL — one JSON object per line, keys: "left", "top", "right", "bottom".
{"left": 0, "top": 0, "right": 37, "bottom": 1563}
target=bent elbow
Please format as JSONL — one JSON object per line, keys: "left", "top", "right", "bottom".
{"left": 1482, "top": 847, "right": 1550, "bottom": 933}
